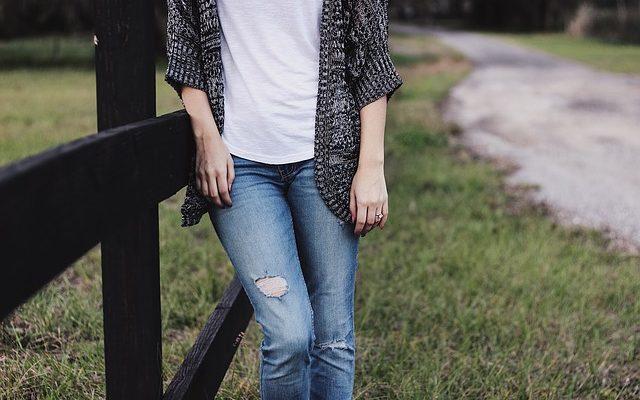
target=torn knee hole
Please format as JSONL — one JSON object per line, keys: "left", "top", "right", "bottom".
{"left": 255, "top": 275, "right": 289, "bottom": 297}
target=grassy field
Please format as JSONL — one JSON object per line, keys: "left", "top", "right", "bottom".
{"left": 492, "top": 32, "right": 640, "bottom": 74}
{"left": 1, "top": 33, "right": 639, "bottom": 399}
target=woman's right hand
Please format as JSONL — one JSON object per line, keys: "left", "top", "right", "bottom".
{"left": 194, "top": 133, "right": 234, "bottom": 208}
{"left": 181, "top": 86, "right": 234, "bottom": 208}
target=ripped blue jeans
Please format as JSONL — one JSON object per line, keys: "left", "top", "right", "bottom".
{"left": 207, "top": 153, "right": 360, "bottom": 400}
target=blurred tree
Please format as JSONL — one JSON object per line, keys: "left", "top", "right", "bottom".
{"left": 387, "top": 0, "right": 584, "bottom": 30}
{"left": 0, "top": 0, "right": 93, "bottom": 38}
{"left": 463, "top": 0, "right": 581, "bottom": 31}
{"left": 2, "top": 0, "right": 638, "bottom": 40}
{"left": 0, "top": 0, "right": 168, "bottom": 56}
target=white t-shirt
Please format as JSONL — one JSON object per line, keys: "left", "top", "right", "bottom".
{"left": 217, "top": 0, "right": 323, "bottom": 164}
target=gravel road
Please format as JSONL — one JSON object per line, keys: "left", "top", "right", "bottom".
{"left": 393, "top": 24, "right": 640, "bottom": 249}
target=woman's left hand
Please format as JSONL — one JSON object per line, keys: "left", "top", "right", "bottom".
{"left": 350, "top": 162, "right": 388, "bottom": 237}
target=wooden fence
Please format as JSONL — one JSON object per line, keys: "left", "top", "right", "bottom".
{"left": 0, "top": 0, "right": 254, "bottom": 398}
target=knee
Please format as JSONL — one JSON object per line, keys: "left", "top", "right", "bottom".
{"left": 254, "top": 276, "right": 313, "bottom": 358}
{"left": 262, "top": 328, "right": 314, "bottom": 376}
{"left": 276, "top": 329, "right": 314, "bottom": 361}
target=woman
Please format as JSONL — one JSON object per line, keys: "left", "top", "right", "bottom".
{"left": 165, "top": 0, "right": 402, "bottom": 398}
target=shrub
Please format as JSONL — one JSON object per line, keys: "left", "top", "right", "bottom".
{"left": 567, "top": 3, "right": 595, "bottom": 37}
{"left": 567, "top": 3, "right": 640, "bottom": 43}
{"left": 590, "top": 8, "right": 640, "bottom": 43}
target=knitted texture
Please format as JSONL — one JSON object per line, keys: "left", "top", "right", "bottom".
{"left": 165, "top": 0, "right": 403, "bottom": 228}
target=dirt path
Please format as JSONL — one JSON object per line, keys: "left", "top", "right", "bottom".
{"left": 392, "top": 24, "right": 640, "bottom": 249}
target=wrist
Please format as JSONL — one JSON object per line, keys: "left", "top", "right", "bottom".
{"left": 192, "top": 120, "right": 220, "bottom": 140}
{"left": 186, "top": 109, "right": 220, "bottom": 141}
{"left": 358, "top": 156, "right": 384, "bottom": 170}
{"left": 193, "top": 129, "right": 219, "bottom": 140}
{"left": 194, "top": 130, "right": 222, "bottom": 150}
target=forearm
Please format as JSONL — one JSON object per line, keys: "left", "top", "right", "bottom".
{"left": 181, "top": 86, "right": 220, "bottom": 141}
{"left": 358, "top": 95, "right": 388, "bottom": 169}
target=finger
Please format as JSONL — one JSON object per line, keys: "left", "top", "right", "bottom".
{"left": 370, "top": 211, "right": 380, "bottom": 232}
{"left": 349, "top": 186, "right": 356, "bottom": 224}
{"left": 199, "top": 173, "right": 209, "bottom": 200}
{"left": 362, "top": 217, "right": 374, "bottom": 236}
{"left": 362, "top": 205, "right": 376, "bottom": 235}
{"left": 208, "top": 174, "right": 223, "bottom": 208}
{"left": 360, "top": 205, "right": 373, "bottom": 237}
{"left": 217, "top": 174, "right": 232, "bottom": 207}
{"left": 368, "top": 205, "right": 380, "bottom": 228}
{"left": 227, "top": 156, "right": 235, "bottom": 192}
{"left": 354, "top": 199, "right": 368, "bottom": 236}
{"left": 379, "top": 199, "right": 389, "bottom": 229}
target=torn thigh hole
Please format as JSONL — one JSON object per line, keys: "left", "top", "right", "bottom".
{"left": 255, "top": 275, "right": 289, "bottom": 298}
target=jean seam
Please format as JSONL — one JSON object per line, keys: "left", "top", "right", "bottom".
{"left": 260, "top": 338, "right": 265, "bottom": 400}
{"left": 307, "top": 296, "right": 316, "bottom": 345}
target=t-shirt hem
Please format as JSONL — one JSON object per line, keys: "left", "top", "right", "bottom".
{"left": 224, "top": 140, "right": 315, "bottom": 164}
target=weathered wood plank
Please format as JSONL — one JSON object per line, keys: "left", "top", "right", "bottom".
{"left": 101, "top": 208, "right": 163, "bottom": 400}
{"left": 95, "top": 0, "right": 164, "bottom": 396}
{"left": 164, "top": 276, "right": 254, "bottom": 400}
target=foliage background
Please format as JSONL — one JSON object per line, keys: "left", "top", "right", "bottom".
{"left": 1, "top": 0, "right": 640, "bottom": 44}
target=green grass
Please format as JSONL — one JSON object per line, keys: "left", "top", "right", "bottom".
{"left": 0, "top": 68, "right": 181, "bottom": 165}
{"left": 1, "top": 34, "right": 640, "bottom": 399}
{"left": 492, "top": 32, "right": 640, "bottom": 74}
{"left": 0, "top": 33, "right": 95, "bottom": 69}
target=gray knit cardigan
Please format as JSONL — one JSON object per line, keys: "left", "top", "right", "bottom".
{"left": 165, "top": 0, "right": 403, "bottom": 227}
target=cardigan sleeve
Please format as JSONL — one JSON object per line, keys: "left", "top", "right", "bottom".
{"left": 349, "top": 0, "right": 403, "bottom": 111}
{"left": 164, "top": 0, "right": 207, "bottom": 101}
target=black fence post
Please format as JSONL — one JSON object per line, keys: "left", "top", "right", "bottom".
{"left": 94, "top": 0, "right": 163, "bottom": 398}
